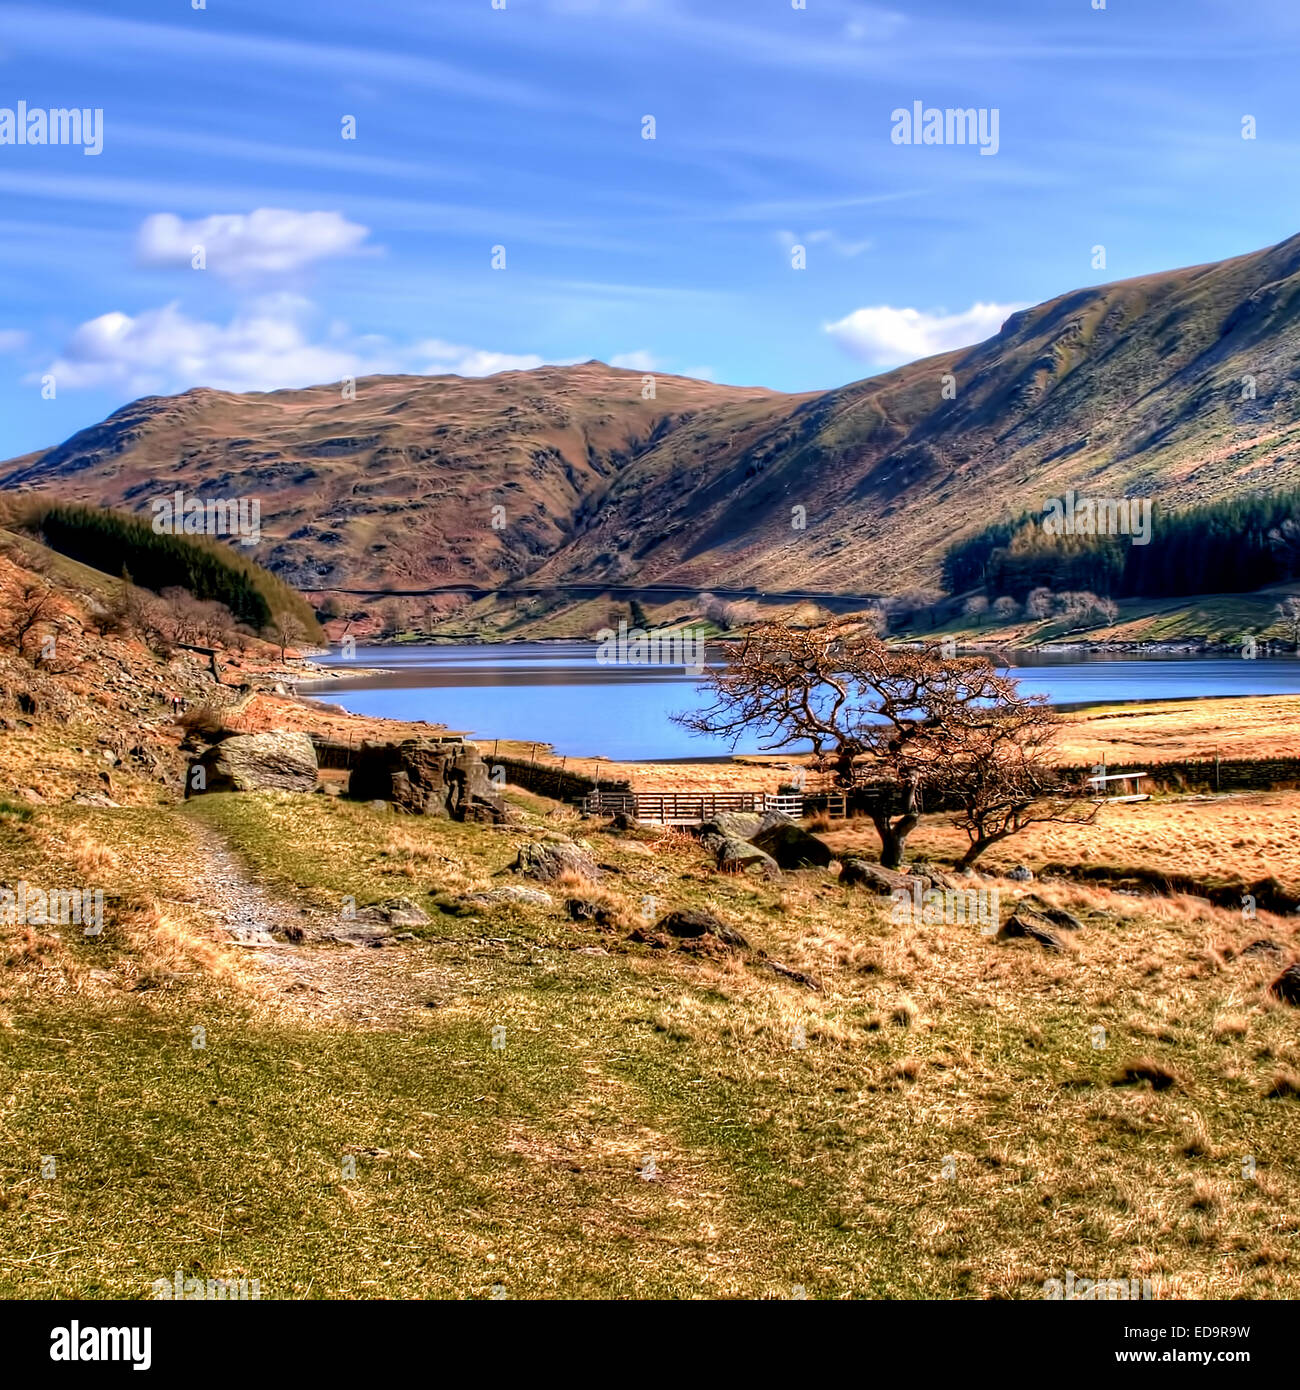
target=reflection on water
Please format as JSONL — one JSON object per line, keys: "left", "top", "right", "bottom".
{"left": 296, "top": 643, "right": 1300, "bottom": 762}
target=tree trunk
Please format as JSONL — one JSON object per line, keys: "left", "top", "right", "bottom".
{"left": 873, "top": 812, "right": 919, "bottom": 869}
{"left": 957, "top": 830, "right": 1011, "bottom": 870}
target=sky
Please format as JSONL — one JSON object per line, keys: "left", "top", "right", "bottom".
{"left": 1, "top": 0, "right": 1299, "bottom": 457}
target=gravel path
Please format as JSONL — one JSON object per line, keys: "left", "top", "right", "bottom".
{"left": 181, "top": 821, "right": 454, "bottom": 1030}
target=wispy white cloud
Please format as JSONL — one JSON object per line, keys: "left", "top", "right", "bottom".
{"left": 775, "top": 228, "right": 873, "bottom": 258}
{"left": 0, "top": 329, "right": 28, "bottom": 353}
{"left": 824, "top": 301, "right": 1024, "bottom": 365}
{"left": 0, "top": 5, "right": 563, "bottom": 109}
{"left": 137, "top": 210, "right": 372, "bottom": 281}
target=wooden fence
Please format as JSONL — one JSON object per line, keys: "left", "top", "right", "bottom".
{"left": 581, "top": 789, "right": 806, "bottom": 824}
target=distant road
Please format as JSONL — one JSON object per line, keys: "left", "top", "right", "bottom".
{"left": 310, "top": 581, "right": 881, "bottom": 605}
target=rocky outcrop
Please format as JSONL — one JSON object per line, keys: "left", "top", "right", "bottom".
{"left": 188, "top": 730, "right": 318, "bottom": 796}
{"left": 348, "top": 738, "right": 505, "bottom": 821}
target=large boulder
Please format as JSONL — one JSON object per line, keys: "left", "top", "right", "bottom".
{"left": 751, "top": 820, "right": 833, "bottom": 869}
{"left": 716, "top": 837, "right": 781, "bottom": 880}
{"left": 840, "top": 858, "right": 927, "bottom": 894}
{"left": 188, "top": 731, "right": 318, "bottom": 796}
{"left": 511, "top": 838, "right": 601, "bottom": 882}
{"left": 348, "top": 739, "right": 505, "bottom": 821}
{"left": 655, "top": 908, "right": 749, "bottom": 949}
{"left": 698, "top": 809, "right": 791, "bottom": 844}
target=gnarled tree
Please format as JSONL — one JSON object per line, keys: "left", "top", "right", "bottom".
{"left": 674, "top": 617, "right": 1095, "bottom": 869}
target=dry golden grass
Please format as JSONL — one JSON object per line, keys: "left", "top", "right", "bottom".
{"left": 5, "top": 775, "right": 1300, "bottom": 1298}
{"left": 832, "top": 790, "right": 1300, "bottom": 900}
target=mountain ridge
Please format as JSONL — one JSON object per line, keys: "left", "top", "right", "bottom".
{"left": 7, "top": 234, "right": 1300, "bottom": 614}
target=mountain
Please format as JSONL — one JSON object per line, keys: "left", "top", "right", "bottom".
{"left": 7, "top": 234, "right": 1300, "bottom": 613}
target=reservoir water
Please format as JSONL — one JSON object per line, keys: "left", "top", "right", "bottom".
{"left": 296, "top": 644, "right": 1300, "bottom": 761}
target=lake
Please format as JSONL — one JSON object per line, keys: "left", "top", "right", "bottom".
{"left": 296, "top": 643, "right": 1300, "bottom": 761}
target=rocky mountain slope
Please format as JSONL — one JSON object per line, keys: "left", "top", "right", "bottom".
{"left": 7, "top": 234, "right": 1300, "bottom": 607}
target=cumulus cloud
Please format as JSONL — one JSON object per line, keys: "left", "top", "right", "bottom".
{"left": 609, "top": 350, "right": 661, "bottom": 371}
{"left": 45, "top": 300, "right": 368, "bottom": 395}
{"left": 824, "top": 301, "right": 1023, "bottom": 365}
{"left": 137, "top": 209, "right": 371, "bottom": 281}
{"left": 412, "top": 338, "right": 555, "bottom": 377}
{"left": 41, "top": 300, "right": 598, "bottom": 396}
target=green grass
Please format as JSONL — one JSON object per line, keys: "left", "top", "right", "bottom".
{"left": 3, "top": 791, "right": 1299, "bottom": 1298}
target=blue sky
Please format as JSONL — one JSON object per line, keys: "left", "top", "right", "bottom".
{"left": 1, "top": 0, "right": 1299, "bottom": 457}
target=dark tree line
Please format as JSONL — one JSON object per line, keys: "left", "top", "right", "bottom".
{"left": 943, "top": 490, "right": 1300, "bottom": 601}
{"left": 2, "top": 498, "right": 321, "bottom": 638}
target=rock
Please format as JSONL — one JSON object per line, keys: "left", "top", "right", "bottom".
{"left": 765, "top": 960, "right": 821, "bottom": 990}
{"left": 1020, "top": 895, "right": 1085, "bottom": 932}
{"left": 698, "top": 811, "right": 764, "bottom": 842}
{"left": 566, "top": 896, "right": 619, "bottom": 926}
{"left": 71, "top": 791, "right": 120, "bottom": 808}
{"left": 655, "top": 908, "right": 749, "bottom": 949}
{"left": 348, "top": 738, "right": 505, "bottom": 822}
{"left": 611, "top": 811, "right": 636, "bottom": 830}
{"left": 751, "top": 820, "right": 833, "bottom": 870}
{"left": 188, "top": 730, "right": 318, "bottom": 796}
{"left": 464, "top": 886, "right": 554, "bottom": 909}
{"left": 1008, "top": 865, "right": 1035, "bottom": 882}
{"left": 913, "top": 863, "right": 963, "bottom": 891}
{"left": 367, "top": 799, "right": 391, "bottom": 813}
{"left": 353, "top": 897, "right": 431, "bottom": 927}
{"left": 510, "top": 839, "right": 601, "bottom": 882}
{"left": 716, "top": 837, "right": 781, "bottom": 880}
{"left": 1269, "top": 963, "right": 1300, "bottom": 1006}
{"left": 997, "top": 911, "right": 1064, "bottom": 950}
{"left": 697, "top": 809, "right": 794, "bottom": 843}
{"left": 1240, "top": 938, "right": 1285, "bottom": 958}
{"left": 840, "top": 859, "right": 928, "bottom": 894}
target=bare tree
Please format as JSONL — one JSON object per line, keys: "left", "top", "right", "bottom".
{"left": 721, "top": 599, "right": 761, "bottom": 628}
{"left": 0, "top": 570, "right": 59, "bottom": 663}
{"left": 1025, "top": 587, "right": 1054, "bottom": 620}
{"left": 963, "top": 595, "right": 989, "bottom": 626}
{"left": 673, "top": 618, "right": 1068, "bottom": 868}
{"left": 992, "top": 595, "right": 1020, "bottom": 623}
{"left": 264, "top": 612, "right": 308, "bottom": 661}
{"left": 929, "top": 699, "right": 1101, "bottom": 868}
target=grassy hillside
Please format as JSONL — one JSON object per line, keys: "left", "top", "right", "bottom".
{"left": 2, "top": 787, "right": 1297, "bottom": 1299}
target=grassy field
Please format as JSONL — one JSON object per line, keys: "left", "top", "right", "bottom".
{"left": 2, "top": 784, "right": 1298, "bottom": 1299}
